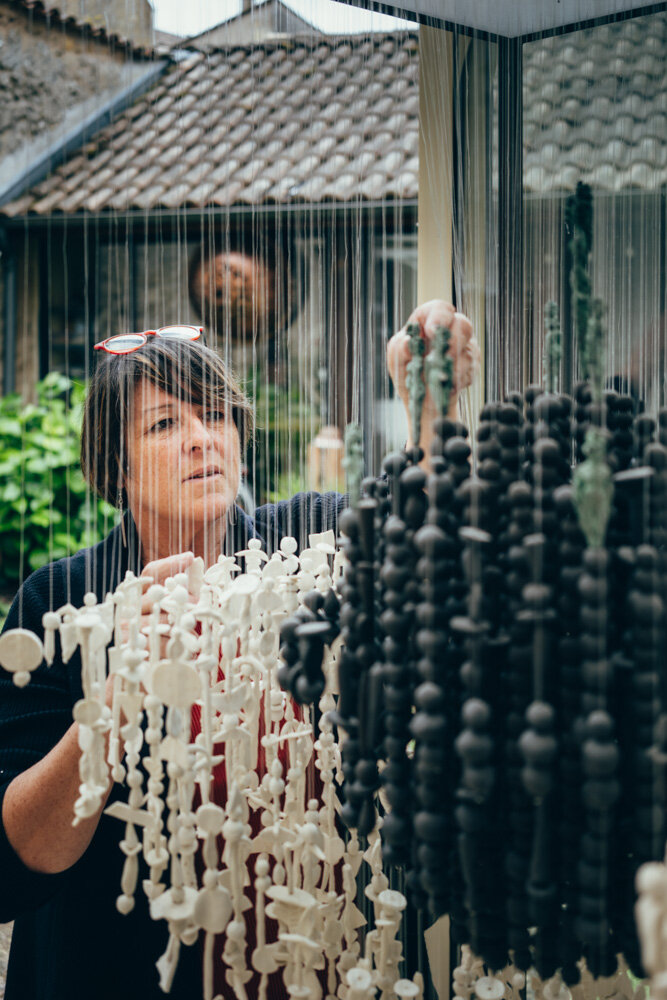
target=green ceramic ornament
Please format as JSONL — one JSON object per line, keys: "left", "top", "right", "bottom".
{"left": 405, "top": 322, "right": 426, "bottom": 447}
{"left": 573, "top": 427, "right": 613, "bottom": 549}
{"left": 424, "top": 325, "right": 454, "bottom": 416}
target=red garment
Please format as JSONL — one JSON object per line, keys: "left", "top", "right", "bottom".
{"left": 190, "top": 685, "right": 316, "bottom": 1000}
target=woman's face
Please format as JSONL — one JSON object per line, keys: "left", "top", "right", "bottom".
{"left": 124, "top": 380, "right": 241, "bottom": 542}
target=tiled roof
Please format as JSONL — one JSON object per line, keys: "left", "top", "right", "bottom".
{"left": 522, "top": 13, "right": 667, "bottom": 193}
{"left": 3, "top": 12, "right": 666, "bottom": 217}
{"left": 8, "top": 0, "right": 158, "bottom": 56}
{"left": 3, "top": 34, "right": 419, "bottom": 215}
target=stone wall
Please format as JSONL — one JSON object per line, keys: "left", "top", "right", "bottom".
{"left": 56, "top": 0, "right": 154, "bottom": 49}
{"left": 0, "top": 3, "right": 153, "bottom": 197}
{"left": 0, "top": 5, "right": 131, "bottom": 153}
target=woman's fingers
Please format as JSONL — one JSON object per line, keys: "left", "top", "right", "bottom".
{"left": 387, "top": 300, "right": 477, "bottom": 397}
{"left": 142, "top": 551, "right": 195, "bottom": 586}
{"left": 410, "top": 299, "right": 456, "bottom": 339}
{"left": 115, "top": 555, "right": 196, "bottom": 659}
{"left": 447, "top": 313, "right": 478, "bottom": 391}
{"left": 133, "top": 551, "right": 197, "bottom": 618}
{"left": 386, "top": 330, "right": 411, "bottom": 400}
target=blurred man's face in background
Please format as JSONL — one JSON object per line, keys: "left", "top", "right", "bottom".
{"left": 190, "top": 251, "right": 278, "bottom": 345}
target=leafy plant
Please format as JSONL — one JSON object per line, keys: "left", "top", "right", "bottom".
{"left": 0, "top": 373, "right": 118, "bottom": 593}
{"left": 245, "top": 376, "right": 314, "bottom": 503}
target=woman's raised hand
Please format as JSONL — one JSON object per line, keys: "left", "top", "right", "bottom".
{"left": 140, "top": 551, "right": 199, "bottom": 646}
{"left": 386, "top": 299, "right": 478, "bottom": 425}
{"left": 141, "top": 551, "right": 197, "bottom": 591}
{"left": 114, "top": 552, "right": 197, "bottom": 671}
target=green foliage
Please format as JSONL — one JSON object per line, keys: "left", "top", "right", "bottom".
{"left": 0, "top": 373, "right": 118, "bottom": 593}
{"left": 266, "top": 470, "right": 313, "bottom": 506}
{"left": 245, "top": 375, "right": 314, "bottom": 504}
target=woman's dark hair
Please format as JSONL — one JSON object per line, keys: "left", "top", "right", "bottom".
{"left": 81, "top": 338, "right": 254, "bottom": 506}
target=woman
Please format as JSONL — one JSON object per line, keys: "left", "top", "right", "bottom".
{"left": 0, "top": 301, "right": 474, "bottom": 1000}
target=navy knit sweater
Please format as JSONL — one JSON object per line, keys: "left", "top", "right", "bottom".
{"left": 0, "top": 493, "right": 346, "bottom": 1000}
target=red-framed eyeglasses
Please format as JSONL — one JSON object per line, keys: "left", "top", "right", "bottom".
{"left": 94, "top": 325, "right": 204, "bottom": 355}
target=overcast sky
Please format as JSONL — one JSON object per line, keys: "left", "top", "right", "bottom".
{"left": 151, "top": 0, "right": 415, "bottom": 37}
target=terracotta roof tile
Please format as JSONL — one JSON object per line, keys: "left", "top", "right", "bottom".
{"left": 190, "top": 77, "right": 215, "bottom": 98}
{"left": 132, "top": 185, "right": 165, "bottom": 210}
{"left": 312, "top": 136, "right": 338, "bottom": 159}
{"left": 182, "top": 144, "right": 211, "bottom": 168}
{"left": 331, "top": 116, "right": 354, "bottom": 139}
{"left": 2, "top": 194, "right": 34, "bottom": 217}
{"left": 181, "top": 126, "right": 206, "bottom": 150}
{"left": 337, "top": 133, "right": 363, "bottom": 156}
{"left": 159, "top": 161, "right": 190, "bottom": 186}
{"left": 156, "top": 112, "right": 181, "bottom": 134}
{"left": 159, "top": 182, "right": 195, "bottom": 208}
{"left": 323, "top": 173, "right": 357, "bottom": 200}
{"left": 106, "top": 185, "right": 142, "bottom": 210}
{"left": 158, "top": 143, "right": 186, "bottom": 167}
{"left": 262, "top": 157, "right": 292, "bottom": 182}
{"left": 241, "top": 177, "right": 274, "bottom": 202}
{"left": 81, "top": 187, "right": 115, "bottom": 213}
{"left": 225, "top": 107, "right": 248, "bottom": 130}
{"left": 291, "top": 175, "right": 328, "bottom": 201}
{"left": 131, "top": 164, "right": 163, "bottom": 190}
{"left": 394, "top": 170, "right": 418, "bottom": 198}
{"left": 212, "top": 179, "right": 245, "bottom": 204}
{"left": 150, "top": 93, "right": 173, "bottom": 116}
{"left": 235, "top": 159, "right": 268, "bottom": 184}
{"left": 177, "top": 109, "right": 201, "bottom": 132}
{"left": 209, "top": 161, "right": 242, "bottom": 184}
{"left": 185, "top": 181, "right": 218, "bottom": 206}
{"left": 263, "top": 138, "right": 286, "bottom": 160}
{"left": 339, "top": 150, "right": 374, "bottom": 177}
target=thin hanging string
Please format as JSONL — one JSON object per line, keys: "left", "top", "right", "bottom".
{"left": 17, "top": 0, "right": 666, "bottom": 597}
{"left": 16, "top": 216, "right": 31, "bottom": 628}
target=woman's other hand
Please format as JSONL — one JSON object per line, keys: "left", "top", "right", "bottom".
{"left": 116, "top": 552, "right": 197, "bottom": 669}
{"left": 386, "top": 300, "right": 478, "bottom": 438}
